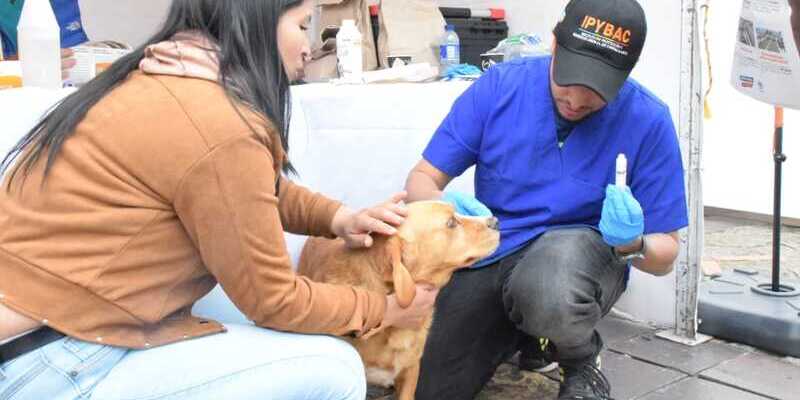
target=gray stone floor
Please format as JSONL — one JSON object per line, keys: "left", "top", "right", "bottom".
{"left": 703, "top": 208, "right": 800, "bottom": 281}
{"left": 368, "top": 211, "right": 800, "bottom": 399}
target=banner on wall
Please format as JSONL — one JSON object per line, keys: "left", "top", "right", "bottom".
{"left": 731, "top": 0, "right": 800, "bottom": 109}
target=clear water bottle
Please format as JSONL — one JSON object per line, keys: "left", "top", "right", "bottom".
{"left": 439, "top": 24, "right": 461, "bottom": 68}
{"left": 18, "top": 0, "right": 62, "bottom": 89}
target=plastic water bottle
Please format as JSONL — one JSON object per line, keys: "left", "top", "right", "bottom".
{"left": 440, "top": 25, "right": 461, "bottom": 68}
{"left": 18, "top": 0, "right": 62, "bottom": 89}
{"left": 336, "top": 19, "right": 363, "bottom": 83}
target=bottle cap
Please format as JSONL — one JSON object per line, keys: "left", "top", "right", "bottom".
{"left": 489, "top": 8, "right": 506, "bottom": 20}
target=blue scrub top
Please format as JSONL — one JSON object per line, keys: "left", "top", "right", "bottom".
{"left": 423, "top": 56, "right": 689, "bottom": 268}
{"left": 1, "top": 0, "right": 88, "bottom": 58}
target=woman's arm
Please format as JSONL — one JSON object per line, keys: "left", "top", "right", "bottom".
{"left": 175, "top": 135, "right": 385, "bottom": 336}
{"left": 276, "top": 178, "right": 406, "bottom": 247}
{"left": 276, "top": 177, "right": 343, "bottom": 238}
{"left": 175, "top": 135, "right": 430, "bottom": 336}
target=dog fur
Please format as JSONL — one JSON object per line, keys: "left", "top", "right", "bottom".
{"left": 298, "top": 201, "right": 500, "bottom": 400}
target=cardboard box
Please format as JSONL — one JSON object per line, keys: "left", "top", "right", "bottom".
{"left": 66, "top": 44, "right": 130, "bottom": 87}
{"left": 377, "top": 0, "right": 445, "bottom": 69}
{"left": 306, "top": 0, "right": 378, "bottom": 81}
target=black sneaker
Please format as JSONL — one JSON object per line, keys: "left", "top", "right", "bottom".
{"left": 518, "top": 337, "right": 558, "bottom": 373}
{"left": 558, "top": 357, "right": 613, "bottom": 400}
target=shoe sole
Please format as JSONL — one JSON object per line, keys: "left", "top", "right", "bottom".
{"left": 531, "top": 361, "right": 559, "bottom": 373}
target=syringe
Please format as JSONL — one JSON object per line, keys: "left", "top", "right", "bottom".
{"left": 615, "top": 154, "right": 627, "bottom": 188}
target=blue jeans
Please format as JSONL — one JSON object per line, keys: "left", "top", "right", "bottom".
{"left": 0, "top": 324, "right": 366, "bottom": 400}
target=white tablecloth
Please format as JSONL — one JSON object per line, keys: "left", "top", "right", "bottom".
{"left": 287, "top": 82, "right": 474, "bottom": 207}
{"left": 284, "top": 82, "right": 475, "bottom": 250}
{"left": 0, "top": 87, "right": 75, "bottom": 155}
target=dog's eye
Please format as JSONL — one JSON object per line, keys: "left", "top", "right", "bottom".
{"left": 447, "top": 217, "right": 459, "bottom": 229}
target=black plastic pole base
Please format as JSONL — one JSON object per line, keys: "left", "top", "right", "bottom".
{"left": 698, "top": 269, "right": 800, "bottom": 357}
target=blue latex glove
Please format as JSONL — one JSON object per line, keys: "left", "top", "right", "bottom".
{"left": 599, "top": 185, "right": 644, "bottom": 247}
{"left": 442, "top": 64, "right": 483, "bottom": 81}
{"left": 441, "top": 191, "right": 492, "bottom": 217}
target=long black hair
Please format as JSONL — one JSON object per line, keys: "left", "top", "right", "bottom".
{"left": 2, "top": 0, "right": 302, "bottom": 188}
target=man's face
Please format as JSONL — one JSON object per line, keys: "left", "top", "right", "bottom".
{"left": 549, "top": 62, "right": 608, "bottom": 121}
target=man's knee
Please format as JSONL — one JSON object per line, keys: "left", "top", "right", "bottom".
{"left": 503, "top": 229, "right": 608, "bottom": 339}
{"left": 505, "top": 278, "right": 591, "bottom": 342}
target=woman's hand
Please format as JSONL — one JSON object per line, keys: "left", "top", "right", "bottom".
{"left": 331, "top": 192, "right": 408, "bottom": 248}
{"left": 382, "top": 284, "right": 439, "bottom": 329}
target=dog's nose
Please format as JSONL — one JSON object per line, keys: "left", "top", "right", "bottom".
{"left": 487, "top": 217, "right": 499, "bottom": 231}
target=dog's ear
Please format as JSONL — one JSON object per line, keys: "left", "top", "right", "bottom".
{"left": 386, "top": 236, "right": 415, "bottom": 308}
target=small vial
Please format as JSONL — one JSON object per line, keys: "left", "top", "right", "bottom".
{"left": 615, "top": 154, "right": 627, "bottom": 187}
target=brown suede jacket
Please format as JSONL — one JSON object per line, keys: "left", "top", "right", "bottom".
{"left": 0, "top": 71, "right": 385, "bottom": 349}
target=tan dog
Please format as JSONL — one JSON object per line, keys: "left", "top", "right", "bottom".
{"left": 298, "top": 201, "right": 500, "bottom": 400}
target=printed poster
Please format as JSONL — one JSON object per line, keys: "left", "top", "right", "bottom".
{"left": 731, "top": 0, "right": 800, "bottom": 109}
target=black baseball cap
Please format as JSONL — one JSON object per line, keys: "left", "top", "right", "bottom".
{"left": 553, "top": 0, "right": 647, "bottom": 102}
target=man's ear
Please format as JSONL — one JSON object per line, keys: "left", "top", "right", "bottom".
{"left": 386, "top": 236, "right": 415, "bottom": 308}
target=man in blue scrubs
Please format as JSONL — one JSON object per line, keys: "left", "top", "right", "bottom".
{"left": 405, "top": 0, "right": 688, "bottom": 399}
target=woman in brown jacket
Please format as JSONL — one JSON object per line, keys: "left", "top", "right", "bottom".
{"left": 0, "top": 0, "right": 437, "bottom": 399}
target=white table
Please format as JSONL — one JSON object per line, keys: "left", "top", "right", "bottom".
{"left": 284, "top": 81, "right": 475, "bottom": 247}
{"left": 0, "top": 87, "right": 75, "bottom": 154}
{"left": 287, "top": 82, "right": 475, "bottom": 207}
